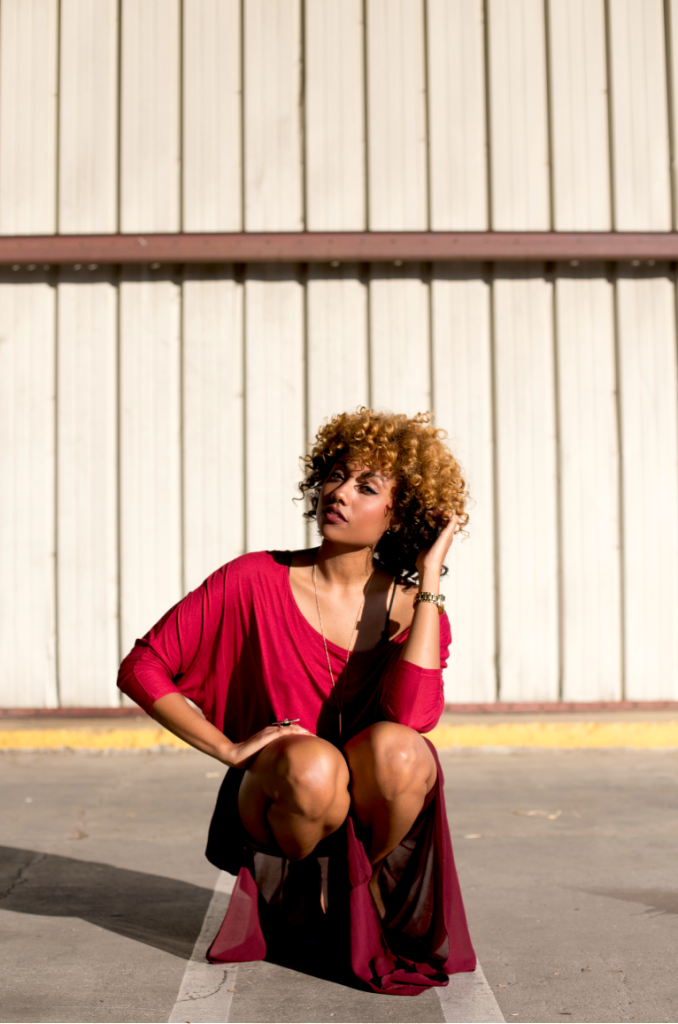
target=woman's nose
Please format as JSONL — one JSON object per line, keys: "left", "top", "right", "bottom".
{"left": 332, "top": 479, "right": 352, "bottom": 502}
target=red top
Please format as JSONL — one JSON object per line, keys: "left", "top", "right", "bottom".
{"left": 118, "top": 550, "right": 451, "bottom": 742}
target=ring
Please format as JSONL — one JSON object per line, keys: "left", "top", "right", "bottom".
{"left": 272, "top": 718, "right": 300, "bottom": 727}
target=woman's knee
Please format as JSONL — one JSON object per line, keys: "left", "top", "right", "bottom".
{"left": 261, "top": 734, "right": 350, "bottom": 820}
{"left": 344, "top": 722, "right": 435, "bottom": 801}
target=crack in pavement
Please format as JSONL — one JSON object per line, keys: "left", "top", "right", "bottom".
{"left": 173, "top": 968, "right": 233, "bottom": 1003}
{"left": 0, "top": 852, "right": 47, "bottom": 904}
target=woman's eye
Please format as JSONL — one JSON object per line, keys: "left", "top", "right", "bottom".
{"left": 360, "top": 485, "right": 377, "bottom": 495}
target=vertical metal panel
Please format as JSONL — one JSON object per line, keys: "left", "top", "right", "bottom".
{"left": 668, "top": 0, "right": 678, "bottom": 226}
{"left": 119, "top": 273, "right": 182, "bottom": 656}
{"left": 493, "top": 269, "right": 559, "bottom": 701}
{"left": 57, "top": 276, "right": 119, "bottom": 705}
{"left": 59, "top": 0, "right": 119, "bottom": 233}
{"left": 548, "top": 0, "right": 611, "bottom": 230}
{"left": 183, "top": 270, "right": 245, "bottom": 592}
{"left": 617, "top": 271, "right": 678, "bottom": 699}
{"left": 427, "top": 0, "right": 488, "bottom": 229}
{"left": 120, "top": 0, "right": 180, "bottom": 232}
{"left": 431, "top": 268, "right": 495, "bottom": 702}
{"left": 183, "top": 0, "right": 242, "bottom": 232}
{"left": 306, "top": 265, "right": 369, "bottom": 547}
{"left": 369, "top": 266, "right": 430, "bottom": 414}
{"left": 0, "top": 0, "right": 58, "bottom": 235}
{"left": 305, "top": 0, "right": 366, "bottom": 230}
{"left": 555, "top": 271, "right": 621, "bottom": 701}
{"left": 306, "top": 266, "right": 369, "bottom": 433}
{"left": 366, "top": 0, "right": 428, "bottom": 229}
{"left": 243, "top": 0, "right": 303, "bottom": 231}
{"left": 487, "top": 0, "right": 550, "bottom": 230}
{"left": 608, "top": 0, "right": 671, "bottom": 229}
{"left": 245, "top": 269, "right": 306, "bottom": 552}
{"left": 0, "top": 278, "right": 57, "bottom": 707}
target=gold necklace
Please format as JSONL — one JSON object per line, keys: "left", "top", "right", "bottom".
{"left": 312, "top": 561, "right": 375, "bottom": 740}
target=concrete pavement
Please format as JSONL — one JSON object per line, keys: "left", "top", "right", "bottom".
{"left": 1, "top": 748, "right": 676, "bottom": 1023}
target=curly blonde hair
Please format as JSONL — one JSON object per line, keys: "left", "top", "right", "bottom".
{"left": 299, "top": 408, "right": 469, "bottom": 584}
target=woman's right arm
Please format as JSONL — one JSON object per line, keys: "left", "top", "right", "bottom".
{"left": 118, "top": 561, "right": 309, "bottom": 766}
{"left": 150, "top": 692, "right": 307, "bottom": 768}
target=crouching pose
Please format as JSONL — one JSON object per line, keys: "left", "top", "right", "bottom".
{"left": 117, "top": 409, "right": 476, "bottom": 996}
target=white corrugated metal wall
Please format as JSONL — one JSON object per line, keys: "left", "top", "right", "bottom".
{"left": 1, "top": 0, "right": 677, "bottom": 707}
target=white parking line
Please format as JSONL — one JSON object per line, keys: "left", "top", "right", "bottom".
{"left": 169, "top": 871, "right": 504, "bottom": 1024}
{"left": 436, "top": 962, "right": 505, "bottom": 1023}
{"left": 167, "top": 871, "right": 238, "bottom": 1024}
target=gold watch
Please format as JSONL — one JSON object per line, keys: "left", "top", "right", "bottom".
{"left": 414, "top": 591, "right": 445, "bottom": 614}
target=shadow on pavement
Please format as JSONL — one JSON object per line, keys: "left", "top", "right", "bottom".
{"left": 577, "top": 886, "right": 678, "bottom": 918}
{"left": 1, "top": 844, "right": 445, "bottom": 994}
{"left": 0, "top": 845, "right": 213, "bottom": 959}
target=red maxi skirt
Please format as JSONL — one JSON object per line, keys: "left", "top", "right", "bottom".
{"left": 204, "top": 740, "right": 476, "bottom": 996}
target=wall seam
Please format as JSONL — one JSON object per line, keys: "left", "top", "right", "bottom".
{"left": 242, "top": 268, "right": 248, "bottom": 552}
{"left": 115, "top": 267, "right": 123, "bottom": 700}
{"left": 53, "top": 270, "right": 61, "bottom": 705}
{"left": 543, "top": 0, "right": 555, "bottom": 232}
{"left": 178, "top": 269, "right": 185, "bottom": 596}
{"left": 423, "top": 0, "right": 432, "bottom": 232}
{"left": 302, "top": 263, "right": 310, "bottom": 546}
{"left": 300, "top": 0, "right": 307, "bottom": 231}
{"left": 604, "top": 0, "right": 617, "bottom": 231}
{"left": 239, "top": 0, "right": 245, "bottom": 231}
{"left": 365, "top": 261, "right": 373, "bottom": 406}
{"left": 482, "top": 0, "right": 493, "bottom": 230}
{"left": 362, "top": 0, "right": 370, "bottom": 230}
{"left": 116, "top": 0, "right": 123, "bottom": 233}
{"left": 664, "top": 0, "right": 677, "bottom": 229}
{"left": 611, "top": 263, "right": 626, "bottom": 699}
{"left": 551, "top": 267, "right": 564, "bottom": 699}
{"left": 54, "top": 0, "right": 62, "bottom": 235}
{"left": 178, "top": 0, "right": 184, "bottom": 233}
{"left": 488, "top": 264, "right": 500, "bottom": 699}
{"left": 426, "top": 262, "right": 434, "bottom": 413}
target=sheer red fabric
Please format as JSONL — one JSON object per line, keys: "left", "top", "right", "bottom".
{"left": 117, "top": 551, "right": 476, "bottom": 995}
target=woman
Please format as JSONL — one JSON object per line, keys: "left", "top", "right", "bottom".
{"left": 118, "top": 409, "right": 476, "bottom": 996}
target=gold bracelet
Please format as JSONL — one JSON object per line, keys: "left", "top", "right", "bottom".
{"left": 414, "top": 591, "right": 445, "bottom": 614}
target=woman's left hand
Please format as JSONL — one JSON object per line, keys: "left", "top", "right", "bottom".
{"left": 416, "top": 514, "right": 459, "bottom": 576}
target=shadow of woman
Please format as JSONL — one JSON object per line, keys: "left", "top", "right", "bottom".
{"left": 0, "top": 844, "right": 215, "bottom": 960}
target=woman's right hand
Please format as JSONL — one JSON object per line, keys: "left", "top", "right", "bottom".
{"left": 151, "top": 692, "right": 311, "bottom": 769}
{"left": 224, "top": 723, "right": 310, "bottom": 769}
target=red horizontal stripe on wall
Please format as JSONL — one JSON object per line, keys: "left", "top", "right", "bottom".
{"left": 0, "top": 232, "right": 677, "bottom": 265}
{"left": 443, "top": 701, "right": 678, "bottom": 714}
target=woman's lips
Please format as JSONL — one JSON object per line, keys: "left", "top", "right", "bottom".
{"left": 323, "top": 507, "right": 346, "bottom": 524}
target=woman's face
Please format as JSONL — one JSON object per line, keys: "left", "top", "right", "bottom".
{"left": 318, "top": 459, "right": 395, "bottom": 548}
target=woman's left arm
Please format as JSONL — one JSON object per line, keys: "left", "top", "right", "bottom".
{"left": 380, "top": 516, "right": 459, "bottom": 732}
{"left": 398, "top": 515, "right": 459, "bottom": 669}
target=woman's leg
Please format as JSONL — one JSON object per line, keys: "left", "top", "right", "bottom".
{"left": 238, "top": 733, "right": 351, "bottom": 862}
{"left": 343, "top": 722, "right": 437, "bottom": 914}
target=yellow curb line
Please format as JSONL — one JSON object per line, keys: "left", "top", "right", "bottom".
{"left": 425, "top": 721, "right": 678, "bottom": 750}
{"left": 0, "top": 728, "right": 190, "bottom": 750}
{"left": 0, "top": 720, "right": 677, "bottom": 751}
